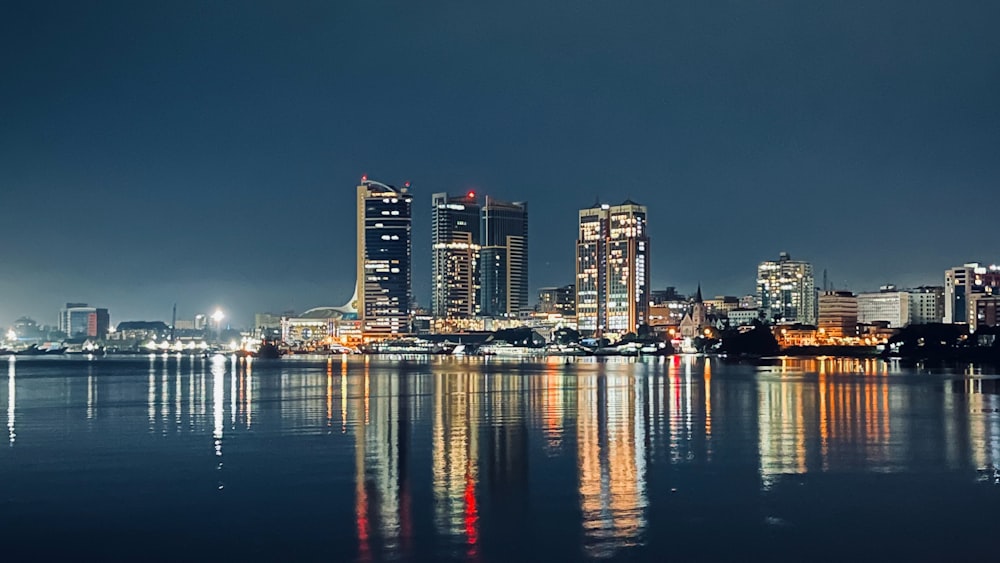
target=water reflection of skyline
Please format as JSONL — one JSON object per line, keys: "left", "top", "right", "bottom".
{"left": 577, "top": 370, "right": 647, "bottom": 558}
{"left": 4, "top": 356, "right": 1000, "bottom": 558}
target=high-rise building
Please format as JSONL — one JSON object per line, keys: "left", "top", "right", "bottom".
{"left": 757, "top": 252, "right": 817, "bottom": 325}
{"left": 479, "top": 197, "right": 528, "bottom": 318}
{"left": 537, "top": 285, "right": 576, "bottom": 315}
{"left": 857, "top": 286, "right": 910, "bottom": 328}
{"left": 575, "top": 200, "right": 650, "bottom": 335}
{"left": 907, "top": 286, "right": 944, "bottom": 325}
{"left": 944, "top": 263, "right": 1000, "bottom": 324}
{"left": 357, "top": 178, "right": 413, "bottom": 337}
{"left": 432, "top": 191, "right": 481, "bottom": 319}
{"left": 59, "top": 303, "right": 110, "bottom": 338}
{"left": 818, "top": 291, "right": 857, "bottom": 339}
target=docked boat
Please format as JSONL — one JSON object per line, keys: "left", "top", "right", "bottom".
{"left": 255, "top": 338, "right": 282, "bottom": 359}
{"left": 544, "top": 344, "right": 589, "bottom": 357}
{"left": 17, "top": 343, "right": 68, "bottom": 355}
{"left": 366, "top": 339, "right": 445, "bottom": 355}
{"left": 479, "top": 342, "right": 544, "bottom": 358}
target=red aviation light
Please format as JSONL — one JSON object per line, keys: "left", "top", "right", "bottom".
{"left": 468, "top": 190, "right": 476, "bottom": 199}
{"left": 361, "top": 174, "right": 367, "bottom": 182}
{"left": 404, "top": 181, "right": 411, "bottom": 188}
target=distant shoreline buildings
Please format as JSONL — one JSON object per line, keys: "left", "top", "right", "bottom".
{"left": 8, "top": 174, "right": 1000, "bottom": 353}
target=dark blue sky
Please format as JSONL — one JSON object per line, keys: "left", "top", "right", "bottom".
{"left": 2, "top": 1, "right": 999, "bottom": 327}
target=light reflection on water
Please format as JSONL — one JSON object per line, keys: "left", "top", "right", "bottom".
{"left": 1, "top": 355, "right": 1000, "bottom": 560}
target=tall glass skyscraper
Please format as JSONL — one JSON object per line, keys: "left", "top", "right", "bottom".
{"left": 357, "top": 178, "right": 413, "bottom": 337}
{"left": 431, "top": 191, "right": 481, "bottom": 319}
{"left": 479, "top": 197, "right": 528, "bottom": 318}
{"left": 575, "top": 200, "right": 650, "bottom": 336}
{"left": 756, "top": 252, "right": 817, "bottom": 325}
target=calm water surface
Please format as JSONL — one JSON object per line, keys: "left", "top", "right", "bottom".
{"left": 2, "top": 354, "right": 999, "bottom": 561}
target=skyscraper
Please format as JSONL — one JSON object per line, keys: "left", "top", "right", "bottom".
{"left": 479, "top": 197, "right": 528, "bottom": 318}
{"left": 357, "top": 178, "right": 413, "bottom": 337}
{"left": 757, "top": 252, "right": 817, "bottom": 325}
{"left": 575, "top": 200, "right": 650, "bottom": 336}
{"left": 431, "top": 191, "right": 481, "bottom": 319}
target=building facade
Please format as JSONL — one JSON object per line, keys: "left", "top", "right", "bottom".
{"left": 432, "top": 191, "right": 481, "bottom": 319}
{"left": 59, "top": 303, "right": 110, "bottom": 338}
{"left": 818, "top": 291, "right": 858, "bottom": 339}
{"left": 945, "top": 263, "right": 1000, "bottom": 324}
{"left": 537, "top": 285, "right": 576, "bottom": 315}
{"left": 971, "top": 294, "right": 1000, "bottom": 333}
{"left": 907, "top": 286, "right": 944, "bottom": 325}
{"left": 857, "top": 287, "right": 910, "bottom": 328}
{"left": 727, "top": 308, "right": 760, "bottom": 327}
{"left": 357, "top": 178, "right": 413, "bottom": 337}
{"left": 756, "top": 252, "right": 817, "bottom": 325}
{"left": 575, "top": 200, "right": 650, "bottom": 335}
{"left": 704, "top": 296, "right": 740, "bottom": 315}
{"left": 479, "top": 197, "right": 528, "bottom": 317}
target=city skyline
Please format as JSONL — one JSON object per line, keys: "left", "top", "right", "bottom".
{"left": 3, "top": 2, "right": 999, "bottom": 325}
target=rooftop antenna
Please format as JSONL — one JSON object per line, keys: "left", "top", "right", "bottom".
{"left": 823, "top": 269, "right": 829, "bottom": 292}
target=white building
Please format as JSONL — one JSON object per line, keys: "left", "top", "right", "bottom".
{"left": 907, "top": 286, "right": 944, "bottom": 325}
{"left": 727, "top": 308, "right": 760, "bottom": 327}
{"left": 857, "top": 288, "right": 909, "bottom": 328}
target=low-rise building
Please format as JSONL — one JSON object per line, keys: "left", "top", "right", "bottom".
{"left": 704, "top": 296, "right": 740, "bottom": 315}
{"left": 112, "top": 321, "right": 169, "bottom": 341}
{"left": 857, "top": 287, "right": 909, "bottom": 328}
{"left": 818, "top": 291, "right": 858, "bottom": 340}
{"left": 727, "top": 308, "right": 760, "bottom": 327}
{"left": 537, "top": 285, "right": 576, "bottom": 315}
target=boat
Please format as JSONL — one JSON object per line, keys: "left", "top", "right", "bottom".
{"left": 255, "top": 338, "right": 282, "bottom": 359}
{"left": 366, "top": 338, "right": 444, "bottom": 355}
{"left": 17, "top": 343, "right": 68, "bottom": 355}
{"left": 479, "top": 342, "right": 544, "bottom": 358}
{"left": 544, "top": 344, "right": 589, "bottom": 357}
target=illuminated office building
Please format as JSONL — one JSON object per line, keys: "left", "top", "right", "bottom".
{"left": 479, "top": 197, "right": 528, "bottom": 318}
{"left": 575, "top": 201, "right": 650, "bottom": 336}
{"left": 357, "top": 178, "right": 413, "bottom": 337}
{"left": 818, "top": 291, "right": 857, "bottom": 339}
{"left": 944, "top": 263, "right": 1000, "bottom": 324}
{"left": 537, "top": 285, "right": 576, "bottom": 315}
{"left": 432, "top": 192, "right": 481, "bottom": 319}
{"left": 756, "top": 252, "right": 817, "bottom": 325}
{"left": 857, "top": 286, "right": 910, "bottom": 328}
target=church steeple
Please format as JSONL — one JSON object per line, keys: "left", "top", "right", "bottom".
{"left": 695, "top": 283, "right": 703, "bottom": 304}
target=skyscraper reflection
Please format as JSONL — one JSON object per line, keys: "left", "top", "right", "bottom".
{"left": 7, "top": 357, "right": 15, "bottom": 445}
{"left": 212, "top": 355, "right": 225, "bottom": 460}
{"left": 352, "top": 364, "right": 412, "bottom": 561}
{"left": 432, "top": 371, "right": 480, "bottom": 554}
{"left": 577, "top": 372, "right": 647, "bottom": 558}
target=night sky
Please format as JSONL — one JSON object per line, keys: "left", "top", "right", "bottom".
{"left": 2, "top": 1, "right": 998, "bottom": 327}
